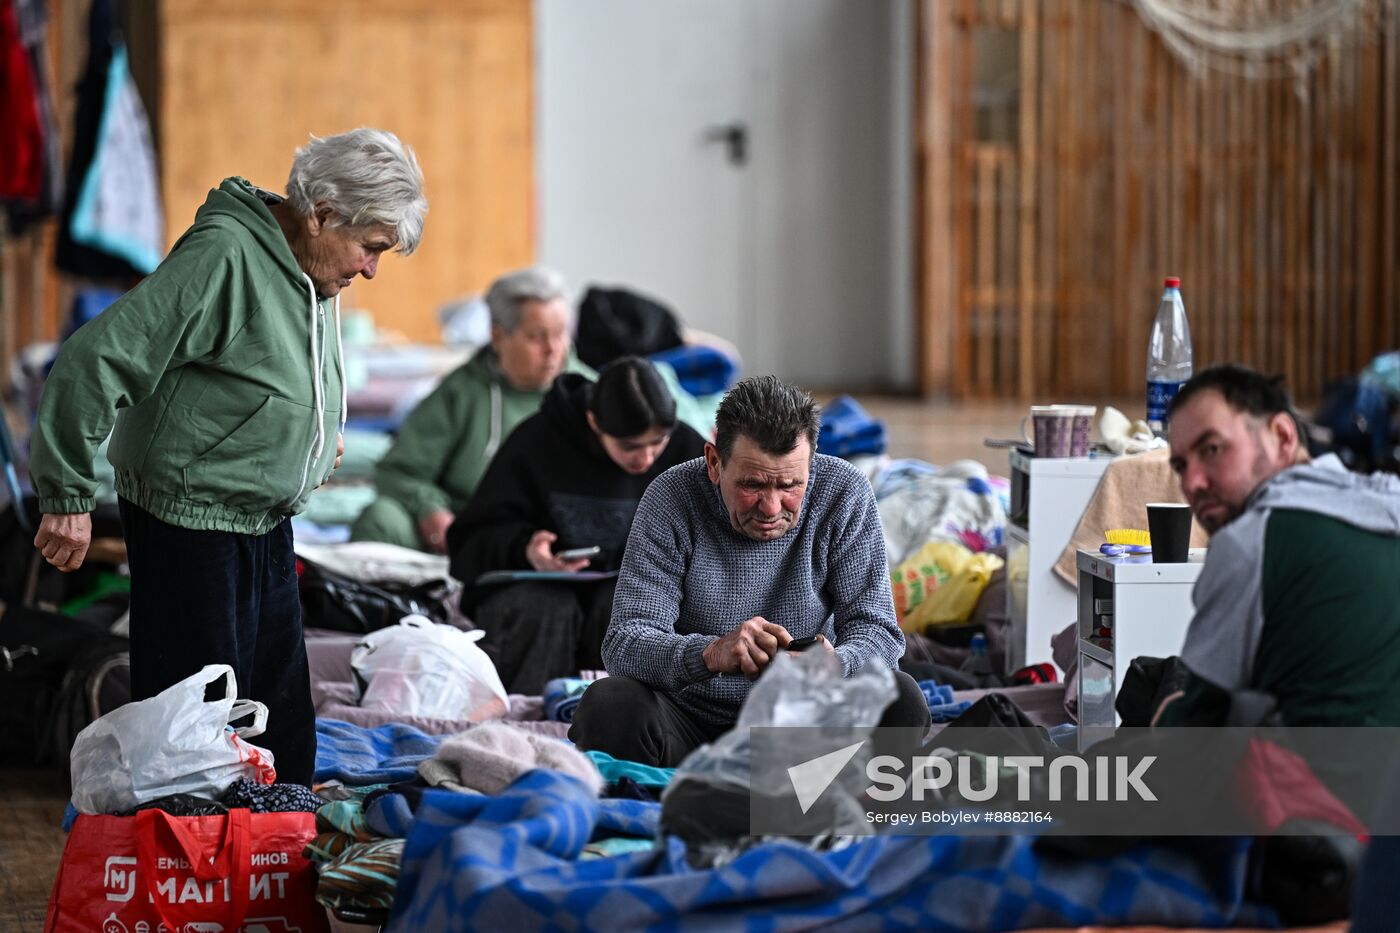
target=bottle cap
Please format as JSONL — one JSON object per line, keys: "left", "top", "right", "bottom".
{"left": 1164, "top": 276, "right": 1181, "bottom": 288}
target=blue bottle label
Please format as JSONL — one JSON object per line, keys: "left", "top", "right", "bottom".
{"left": 1146, "top": 380, "right": 1184, "bottom": 425}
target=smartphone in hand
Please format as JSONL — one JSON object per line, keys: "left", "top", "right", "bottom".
{"left": 555, "top": 546, "right": 601, "bottom": 561}
{"left": 787, "top": 635, "right": 820, "bottom": 652}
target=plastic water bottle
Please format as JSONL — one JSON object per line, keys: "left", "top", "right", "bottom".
{"left": 1146, "top": 277, "right": 1193, "bottom": 434}
{"left": 961, "top": 633, "right": 993, "bottom": 686}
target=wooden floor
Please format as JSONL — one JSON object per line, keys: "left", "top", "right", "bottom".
{"left": 0, "top": 770, "right": 69, "bottom": 931}
{"left": 0, "top": 393, "right": 1091, "bottom": 927}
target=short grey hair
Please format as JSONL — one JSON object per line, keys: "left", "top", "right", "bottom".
{"left": 485, "top": 267, "right": 568, "bottom": 332}
{"left": 714, "top": 375, "right": 821, "bottom": 462}
{"left": 285, "top": 128, "right": 427, "bottom": 255}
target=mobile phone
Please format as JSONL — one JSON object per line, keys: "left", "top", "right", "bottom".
{"left": 788, "top": 636, "right": 820, "bottom": 651}
{"left": 556, "top": 546, "right": 601, "bottom": 561}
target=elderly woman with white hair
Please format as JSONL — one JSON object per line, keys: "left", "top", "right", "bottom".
{"left": 350, "top": 266, "right": 594, "bottom": 552}
{"left": 29, "top": 128, "right": 427, "bottom": 785}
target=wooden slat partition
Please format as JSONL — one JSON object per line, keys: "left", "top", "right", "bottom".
{"left": 918, "top": 0, "right": 1400, "bottom": 401}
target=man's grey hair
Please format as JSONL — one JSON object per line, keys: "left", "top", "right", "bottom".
{"left": 285, "top": 128, "right": 427, "bottom": 255}
{"left": 485, "top": 267, "right": 569, "bottom": 333}
{"left": 714, "top": 375, "right": 821, "bottom": 462}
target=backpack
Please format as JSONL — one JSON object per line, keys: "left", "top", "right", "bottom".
{"left": 0, "top": 604, "right": 116, "bottom": 765}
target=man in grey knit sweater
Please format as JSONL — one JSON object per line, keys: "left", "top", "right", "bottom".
{"left": 569, "top": 375, "right": 931, "bottom": 767}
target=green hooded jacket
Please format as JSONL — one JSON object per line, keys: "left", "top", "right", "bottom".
{"left": 29, "top": 177, "right": 345, "bottom": 535}
{"left": 368, "top": 347, "right": 595, "bottom": 520}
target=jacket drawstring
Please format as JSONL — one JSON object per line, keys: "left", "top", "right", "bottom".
{"left": 484, "top": 380, "right": 502, "bottom": 461}
{"left": 293, "top": 274, "right": 324, "bottom": 504}
{"left": 332, "top": 294, "right": 347, "bottom": 435}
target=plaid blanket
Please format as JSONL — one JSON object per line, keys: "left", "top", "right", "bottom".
{"left": 389, "top": 769, "right": 1277, "bottom": 932}
{"left": 315, "top": 718, "right": 442, "bottom": 785}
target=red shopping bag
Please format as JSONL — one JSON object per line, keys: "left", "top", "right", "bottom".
{"left": 45, "top": 808, "right": 329, "bottom": 933}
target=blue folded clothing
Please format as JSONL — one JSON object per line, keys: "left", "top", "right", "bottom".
{"left": 315, "top": 719, "right": 442, "bottom": 785}
{"left": 543, "top": 678, "right": 593, "bottom": 723}
{"left": 918, "top": 679, "right": 973, "bottom": 723}
{"left": 648, "top": 344, "right": 740, "bottom": 397}
{"left": 818, "top": 395, "right": 887, "bottom": 459}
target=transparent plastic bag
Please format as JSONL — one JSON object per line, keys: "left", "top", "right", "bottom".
{"left": 351, "top": 614, "right": 509, "bottom": 721}
{"left": 662, "top": 649, "right": 896, "bottom": 839}
{"left": 70, "top": 664, "right": 275, "bottom": 815}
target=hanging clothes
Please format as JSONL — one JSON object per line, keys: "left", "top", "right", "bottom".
{"left": 57, "top": 0, "right": 162, "bottom": 279}
{"left": 0, "top": 0, "right": 43, "bottom": 204}
{"left": 6, "top": 0, "right": 64, "bottom": 230}
{"left": 67, "top": 42, "right": 164, "bottom": 272}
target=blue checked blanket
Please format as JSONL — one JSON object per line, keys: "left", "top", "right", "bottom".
{"left": 315, "top": 718, "right": 443, "bottom": 785}
{"left": 389, "top": 769, "right": 1277, "bottom": 932}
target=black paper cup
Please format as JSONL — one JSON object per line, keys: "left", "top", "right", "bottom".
{"left": 1147, "top": 503, "right": 1192, "bottom": 563}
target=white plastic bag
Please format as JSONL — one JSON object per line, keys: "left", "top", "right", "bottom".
{"left": 351, "top": 615, "right": 509, "bottom": 721}
{"left": 70, "top": 664, "right": 276, "bottom": 815}
{"left": 662, "top": 650, "right": 896, "bottom": 837}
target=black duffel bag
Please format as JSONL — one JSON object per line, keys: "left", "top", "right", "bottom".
{"left": 296, "top": 556, "right": 452, "bottom": 634}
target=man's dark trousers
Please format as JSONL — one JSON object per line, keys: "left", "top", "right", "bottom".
{"left": 570, "top": 669, "right": 932, "bottom": 768}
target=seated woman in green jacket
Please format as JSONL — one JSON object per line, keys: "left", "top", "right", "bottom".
{"left": 447, "top": 356, "right": 707, "bottom": 693}
{"left": 350, "top": 267, "right": 593, "bottom": 553}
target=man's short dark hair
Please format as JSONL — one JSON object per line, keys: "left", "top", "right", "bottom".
{"left": 1169, "top": 364, "right": 1298, "bottom": 427}
{"left": 714, "top": 375, "right": 821, "bottom": 462}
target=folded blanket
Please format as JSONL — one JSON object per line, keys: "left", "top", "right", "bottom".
{"left": 1052, "top": 448, "right": 1210, "bottom": 586}
{"left": 390, "top": 768, "right": 1277, "bottom": 931}
{"left": 315, "top": 719, "right": 443, "bottom": 786}
{"left": 818, "top": 395, "right": 887, "bottom": 459}
{"left": 585, "top": 751, "right": 675, "bottom": 789}
{"left": 648, "top": 344, "right": 739, "bottom": 397}
{"left": 315, "top": 837, "right": 404, "bottom": 913}
{"left": 419, "top": 721, "right": 603, "bottom": 796}
{"left": 543, "top": 677, "right": 592, "bottom": 722}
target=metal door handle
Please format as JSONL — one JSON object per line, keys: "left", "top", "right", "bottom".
{"left": 703, "top": 121, "right": 748, "bottom": 166}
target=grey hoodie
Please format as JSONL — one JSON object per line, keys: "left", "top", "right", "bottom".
{"left": 1180, "top": 454, "right": 1400, "bottom": 690}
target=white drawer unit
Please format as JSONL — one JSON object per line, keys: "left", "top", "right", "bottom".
{"left": 1004, "top": 447, "right": 1113, "bottom": 674}
{"left": 1076, "top": 548, "right": 1206, "bottom": 750}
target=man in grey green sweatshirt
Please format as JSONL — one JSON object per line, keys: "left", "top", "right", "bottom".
{"left": 29, "top": 128, "right": 428, "bottom": 786}
{"left": 1159, "top": 365, "right": 1400, "bottom": 729}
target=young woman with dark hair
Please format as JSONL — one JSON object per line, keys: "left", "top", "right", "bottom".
{"left": 447, "top": 356, "right": 707, "bottom": 693}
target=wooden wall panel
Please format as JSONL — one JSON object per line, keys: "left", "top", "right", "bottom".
{"left": 159, "top": 0, "right": 532, "bottom": 343}
{"left": 920, "top": 0, "right": 1400, "bottom": 401}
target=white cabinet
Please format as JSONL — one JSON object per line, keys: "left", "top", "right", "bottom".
{"left": 1075, "top": 548, "right": 1205, "bottom": 749}
{"left": 1004, "top": 448, "right": 1113, "bottom": 674}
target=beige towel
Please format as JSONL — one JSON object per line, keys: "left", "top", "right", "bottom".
{"left": 1052, "top": 448, "right": 1210, "bottom": 586}
{"left": 419, "top": 721, "right": 603, "bottom": 796}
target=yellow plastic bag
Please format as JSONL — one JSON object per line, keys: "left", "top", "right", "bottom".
{"left": 891, "top": 541, "right": 1004, "bottom": 633}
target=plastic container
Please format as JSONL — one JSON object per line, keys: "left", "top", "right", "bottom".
{"left": 960, "top": 633, "right": 994, "bottom": 686}
{"left": 1146, "top": 277, "right": 1193, "bottom": 434}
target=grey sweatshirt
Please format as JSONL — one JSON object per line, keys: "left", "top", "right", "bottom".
{"left": 1180, "top": 454, "right": 1400, "bottom": 690}
{"left": 602, "top": 454, "right": 906, "bottom": 726}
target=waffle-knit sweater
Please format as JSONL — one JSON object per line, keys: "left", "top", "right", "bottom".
{"left": 601, "top": 454, "right": 905, "bottom": 726}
